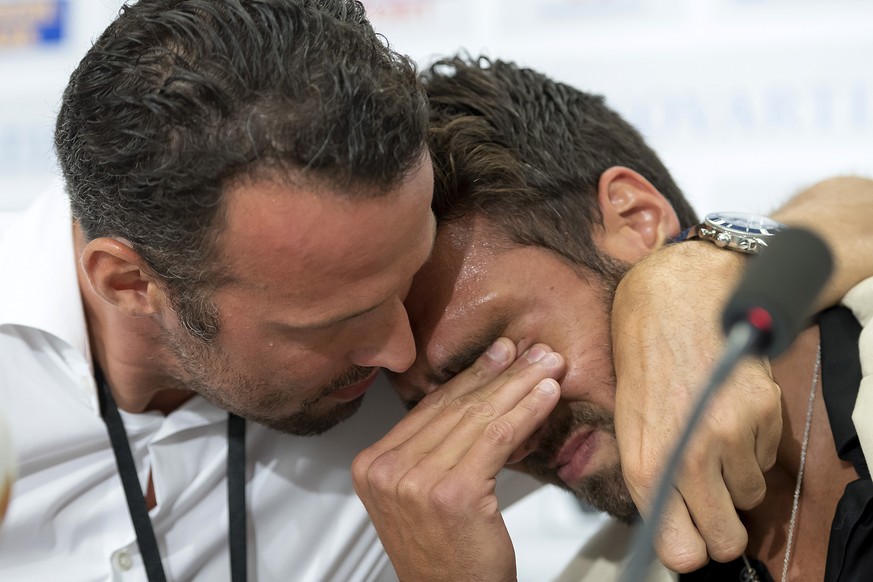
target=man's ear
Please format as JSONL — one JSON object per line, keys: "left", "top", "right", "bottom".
{"left": 80, "top": 238, "right": 164, "bottom": 317}
{"left": 595, "top": 166, "right": 680, "bottom": 263}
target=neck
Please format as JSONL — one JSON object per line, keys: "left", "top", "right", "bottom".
{"left": 74, "top": 225, "right": 194, "bottom": 415}
{"left": 741, "top": 325, "right": 856, "bottom": 579}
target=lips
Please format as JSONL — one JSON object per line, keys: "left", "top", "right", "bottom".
{"left": 555, "top": 429, "right": 597, "bottom": 487}
{"left": 326, "top": 371, "right": 379, "bottom": 402}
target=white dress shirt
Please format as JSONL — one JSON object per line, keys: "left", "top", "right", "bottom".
{"left": 0, "top": 186, "right": 407, "bottom": 582}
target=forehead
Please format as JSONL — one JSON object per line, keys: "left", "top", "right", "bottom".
{"left": 404, "top": 218, "right": 507, "bottom": 352}
{"left": 404, "top": 216, "right": 590, "bottom": 382}
{"left": 217, "top": 162, "right": 435, "bottom": 325}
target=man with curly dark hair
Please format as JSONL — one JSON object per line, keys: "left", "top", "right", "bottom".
{"left": 353, "top": 56, "right": 873, "bottom": 582}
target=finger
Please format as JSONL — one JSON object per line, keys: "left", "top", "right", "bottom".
{"left": 719, "top": 359, "right": 782, "bottom": 480}
{"left": 391, "top": 376, "right": 561, "bottom": 522}
{"left": 402, "top": 349, "right": 564, "bottom": 465}
{"left": 651, "top": 490, "right": 710, "bottom": 573}
{"left": 714, "top": 365, "right": 779, "bottom": 509}
{"left": 417, "top": 337, "right": 520, "bottom": 414}
{"left": 368, "top": 338, "right": 520, "bottom": 451}
{"left": 452, "top": 377, "right": 561, "bottom": 478}
{"left": 753, "top": 390, "right": 782, "bottom": 475}
{"left": 361, "top": 341, "right": 553, "bottom": 464}
{"left": 358, "top": 350, "right": 562, "bottom": 508}
{"left": 675, "top": 459, "right": 748, "bottom": 564}
{"left": 674, "top": 432, "right": 758, "bottom": 562}
{"left": 425, "top": 342, "right": 559, "bottom": 408}
{"left": 721, "top": 437, "right": 768, "bottom": 510}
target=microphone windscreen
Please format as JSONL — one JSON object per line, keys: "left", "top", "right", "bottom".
{"left": 722, "top": 227, "right": 833, "bottom": 357}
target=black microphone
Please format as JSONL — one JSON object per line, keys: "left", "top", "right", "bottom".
{"left": 622, "top": 226, "right": 833, "bottom": 582}
{"left": 722, "top": 226, "right": 834, "bottom": 357}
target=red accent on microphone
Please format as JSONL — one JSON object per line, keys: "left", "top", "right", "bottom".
{"left": 746, "top": 307, "right": 773, "bottom": 332}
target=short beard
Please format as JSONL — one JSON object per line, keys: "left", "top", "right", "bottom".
{"left": 274, "top": 365, "right": 374, "bottom": 436}
{"left": 161, "top": 323, "right": 373, "bottom": 436}
{"left": 522, "top": 403, "right": 639, "bottom": 524}
{"left": 573, "top": 463, "right": 639, "bottom": 524}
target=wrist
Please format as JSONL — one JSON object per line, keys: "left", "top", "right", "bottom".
{"left": 615, "top": 240, "right": 745, "bottom": 305}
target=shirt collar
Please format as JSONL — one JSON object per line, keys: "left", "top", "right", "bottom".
{"left": 0, "top": 184, "right": 228, "bottom": 429}
{"left": 0, "top": 182, "right": 91, "bottom": 366}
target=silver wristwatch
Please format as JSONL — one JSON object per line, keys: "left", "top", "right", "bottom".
{"left": 684, "top": 211, "right": 787, "bottom": 254}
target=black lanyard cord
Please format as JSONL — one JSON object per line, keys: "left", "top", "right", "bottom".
{"left": 96, "top": 367, "right": 247, "bottom": 582}
{"left": 227, "top": 412, "right": 247, "bottom": 581}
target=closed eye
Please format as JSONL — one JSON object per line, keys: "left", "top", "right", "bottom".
{"left": 428, "top": 332, "right": 504, "bottom": 386}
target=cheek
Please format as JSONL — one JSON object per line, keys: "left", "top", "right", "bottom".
{"left": 212, "top": 324, "right": 304, "bottom": 377}
{"left": 223, "top": 322, "right": 366, "bottom": 386}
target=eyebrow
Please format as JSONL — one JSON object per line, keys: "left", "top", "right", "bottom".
{"left": 425, "top": 316, "right": 509, "bottom": 386}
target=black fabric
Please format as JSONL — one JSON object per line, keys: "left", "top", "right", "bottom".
{"left": 820, "top": 307, "right": 864, "bottom": 462}
{"left": 679, "top": 556, "right": 773, "bottom": 581}
{"left": 97, "top": 367, "right": 248, "bottom": 582}
{"left": 819, "top": 306, "right": 872, "bottom": 582}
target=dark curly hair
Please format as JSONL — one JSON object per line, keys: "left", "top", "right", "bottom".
{"left": 55, "top": 0, "right": 428, "bottom": 341}
{"left": 422, "top": 55, "right": 698, "bottom": 280}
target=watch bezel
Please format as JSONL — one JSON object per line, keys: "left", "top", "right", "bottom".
{"left": 703, "top": 212, "right": 786, "bottom": 237}
{"left": 695, "top": 212, "right": 787, "bottom": 254}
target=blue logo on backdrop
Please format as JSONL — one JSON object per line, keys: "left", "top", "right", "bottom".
{"left": 0, "top": 0, "right": 68, "bottom": 48}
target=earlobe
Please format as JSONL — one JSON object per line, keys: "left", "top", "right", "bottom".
{"left": 81, "top": 238, "right": 162, "bottom": 317}
{"left": 596, "top": 166, "right": 680, "bottom": 261}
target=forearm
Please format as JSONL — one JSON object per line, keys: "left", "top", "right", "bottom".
{"left": 772, "top": 176, "right": 873, "bottom": 308}
{"left": 609, "top": 175, "right": 873, "bottom": 571}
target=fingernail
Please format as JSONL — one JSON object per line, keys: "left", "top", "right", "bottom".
{"left": 540, "top": 352, "right": 559, "bottom": 367}
{"left": 526, "top": 347, "right": 546, "bottom": 362}
{"left": 537, "top": 379, "right": 558, "bottom": 394}
{"left": 486, "top": 339, "right": 510, "bottom": 363}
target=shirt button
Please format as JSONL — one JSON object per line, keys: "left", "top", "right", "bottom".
{"left": 112, "top": 549, "right": 134, "bottom": 571}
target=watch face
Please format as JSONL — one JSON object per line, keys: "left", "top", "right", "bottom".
{"left": 704, "top": 212, "right": 786, "bottom": 236}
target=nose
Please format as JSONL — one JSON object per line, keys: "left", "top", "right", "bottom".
{"left": 347, "top": 299, "right": 416, "bottom": 373}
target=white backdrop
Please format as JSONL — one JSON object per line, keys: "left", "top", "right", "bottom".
{"left": 1, "top": 0, "right": 872, "bottom": 214}
{"left": 363, "top": 0, "right": 873, "bottom": 215}
{"left": 1, "top": 1, "right": 872, "bottom": 580}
